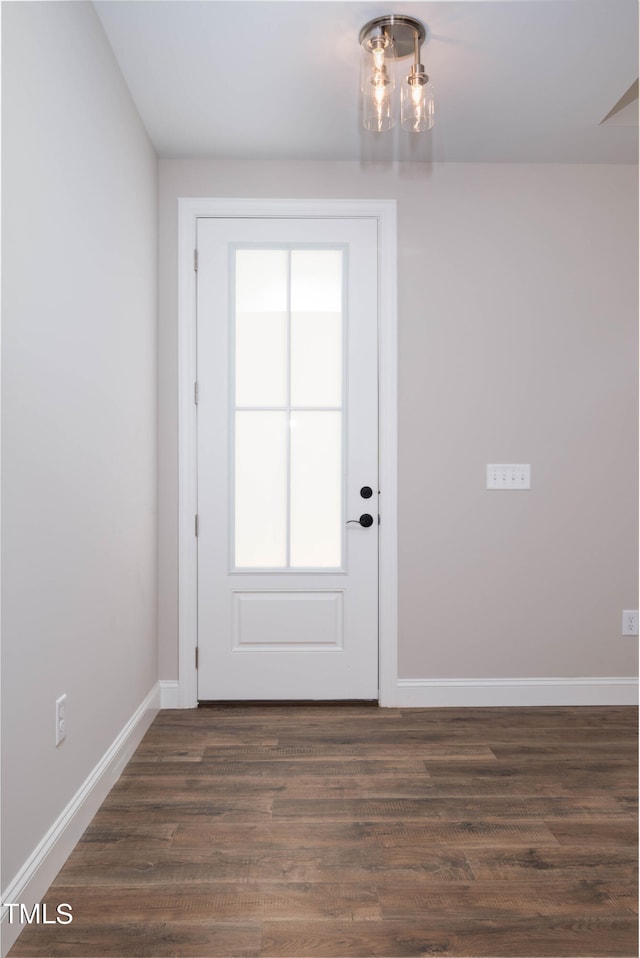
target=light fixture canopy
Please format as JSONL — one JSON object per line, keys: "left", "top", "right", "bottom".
{"left": 359, "top": 15, "right": 434, "bottom": 133}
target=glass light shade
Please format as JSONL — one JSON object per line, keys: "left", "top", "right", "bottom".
{"left": 401, "top": 73, "right": 435, "bottom": 132}
{"left": 360, "top": 31, "right": 396, "bottom": 131}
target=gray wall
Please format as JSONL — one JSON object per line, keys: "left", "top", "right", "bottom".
{"left": 159, "top": 159, "right": 638, "bottom": 681}
{"left": 1, "top": 1, "right": 158, "bottom": 888}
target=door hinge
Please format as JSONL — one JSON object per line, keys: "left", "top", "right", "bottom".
{"left": 194, "top": 381, "right": 199, "bottom": 404}
{"left": 195, "top": 646, "right": 199, "bottom": 669}
{"left": 195, "top": 514, "right": 199, "bottom": 537}
{"left": 194, "top": 248, "right": 198, "bottom": 272}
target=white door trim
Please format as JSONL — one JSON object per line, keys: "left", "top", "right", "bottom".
{"left": 177, "top": 198, "right": 398, "bottom": 708}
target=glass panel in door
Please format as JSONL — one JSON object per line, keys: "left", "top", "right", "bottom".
{"left": 233, "top": 247, "right": 345, "bottom": 570}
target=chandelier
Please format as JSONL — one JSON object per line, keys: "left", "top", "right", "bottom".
{"left": 359, "top": 15, "right": 434, "bottom": 133}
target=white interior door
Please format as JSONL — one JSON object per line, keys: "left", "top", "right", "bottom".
{"left": 196, "top": 216, "right": 378, "bottom": 700}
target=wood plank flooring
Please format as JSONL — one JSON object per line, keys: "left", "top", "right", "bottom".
{"left": 9, "top": 705, "right": 638, "bottom": 957}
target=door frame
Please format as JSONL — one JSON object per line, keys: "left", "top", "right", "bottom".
{"left": 177, "top": 198, "right": 398, "bottom": 707}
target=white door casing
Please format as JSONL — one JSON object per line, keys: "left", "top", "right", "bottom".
{"left": 177, "top": 199, "right": 398, "bottom": 707}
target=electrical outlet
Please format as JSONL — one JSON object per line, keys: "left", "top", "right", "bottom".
{"left": 55, "top": 694, "right": 67, "bottom": 746}
{"left": 622, "top": 611, "right": 639, "bottom": 636}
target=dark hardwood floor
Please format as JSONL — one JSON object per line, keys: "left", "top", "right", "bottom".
{"left": 9, "top": 705, "right": 638, "bottom": 957}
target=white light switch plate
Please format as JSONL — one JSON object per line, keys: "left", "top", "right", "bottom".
{"left": 487, "top": 464, "right": 531, "bottom": 490}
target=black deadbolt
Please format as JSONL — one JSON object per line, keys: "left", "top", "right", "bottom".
{"left": 359, "top": 513, "right": 374, "bottom": 527}
{"left": 360, "top": 486, "right": 373, "bottom": 499}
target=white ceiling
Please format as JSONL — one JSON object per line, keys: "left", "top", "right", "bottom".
{"left": 93, "top": 0, "right": 638, "bottom": 163}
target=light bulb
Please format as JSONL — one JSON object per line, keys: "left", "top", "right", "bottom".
{"left": 373, "top": 77, "right": 388, "bottom": 107}
{"left": 363, "top": 75, "right": 393, "bottom": 131}
{"left": 372, "top": 47, "right": 385, "bottom": 70}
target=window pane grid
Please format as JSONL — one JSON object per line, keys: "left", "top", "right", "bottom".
{"left": 232, "top": 246, "right": 345, "bottom": 570}
{"left": 235, "top": 406, "right": 342, "bottom": 412}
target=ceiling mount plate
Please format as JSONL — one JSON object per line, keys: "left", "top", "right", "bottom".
{"left": 359, "top": 15, "right": 426, "bottom": 59}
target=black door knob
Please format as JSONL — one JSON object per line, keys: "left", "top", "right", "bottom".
{"left": 360, "top": 486, "right": 373, "bottom": 499}
{"left": 346, "top": 513, "right": 375, "bottom": 528}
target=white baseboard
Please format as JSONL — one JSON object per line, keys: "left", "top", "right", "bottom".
{"left": 396, "top": 676, "right": 638, "bottom": 708}
{"left": 1, "top": 683, "right": 160, "bottom": 958}
{"left": 159, "top": 679, "right": 181, "bottom": 709}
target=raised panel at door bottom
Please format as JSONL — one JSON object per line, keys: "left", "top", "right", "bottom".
{"left": 232, "top": 591, "right": 344, "bottom": 652}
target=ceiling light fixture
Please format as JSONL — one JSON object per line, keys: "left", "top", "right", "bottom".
{"left": 359, "top": 15, "right": 434, "bottom": 133}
